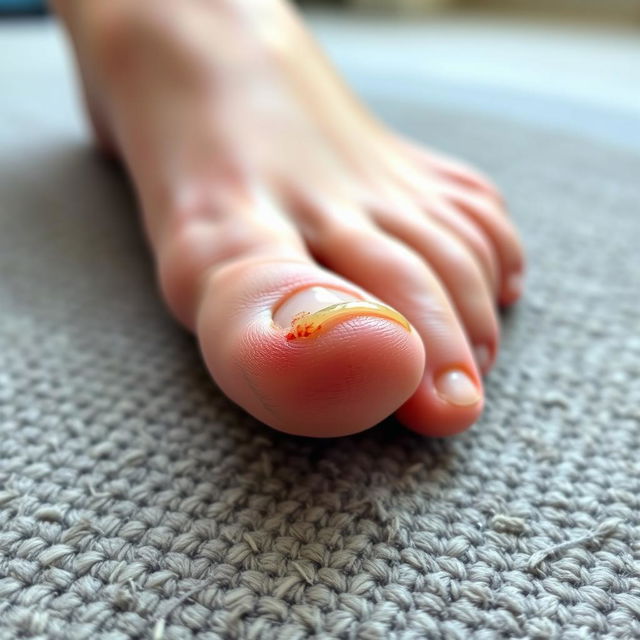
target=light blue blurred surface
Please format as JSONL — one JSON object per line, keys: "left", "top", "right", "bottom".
{"left": 0, "top": 14, "right": 639, "bottom": 152}
{"left": 310, "top": 12, "right": 640, "bottom": 153}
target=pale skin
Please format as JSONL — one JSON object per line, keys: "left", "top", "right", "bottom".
{"left": 53, "top": 0, "right": 525, "bottom": 437}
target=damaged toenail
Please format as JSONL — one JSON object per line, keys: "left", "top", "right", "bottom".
{"left": 473, "top": 344, "right": 491, "bottom": 372}
{"left": 435, "top": 369, "right": 481, "bottom": 407}
{"left": 507, "top": 272, "right": 524, "bottom": 298}
{"left": 273, "top": 285, "right": 410, "bottom": 340}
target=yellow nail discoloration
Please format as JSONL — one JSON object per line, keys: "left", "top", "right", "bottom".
{"left": 285, "top": 301, "right": 410, "bottom": 341}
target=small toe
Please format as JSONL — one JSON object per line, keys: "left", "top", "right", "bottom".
{"left": 441, "top": 186, "right": 525, "bottom": 306}
{"left": 429, "top": 152, "right": 504, "bottom": 204}
{"left": 423, "top": 197, "right": 501, "bottom": 298}
{"left": 395, "top": 135, "right": 504, "bottom": 204}
{"left": 373, "top": 208, "right": 500, "bottom": 374}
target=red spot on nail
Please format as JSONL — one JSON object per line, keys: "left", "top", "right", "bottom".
{"left": 285, "top": 320, "right": 322, "bottom": 341}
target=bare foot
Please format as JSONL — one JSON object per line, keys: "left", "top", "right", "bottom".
{"left": 54, "top": 0, "right": 524, "bottom": 437}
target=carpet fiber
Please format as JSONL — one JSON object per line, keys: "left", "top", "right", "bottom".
{"left": 1, "top": 21, "right": 640, "bottom": 640}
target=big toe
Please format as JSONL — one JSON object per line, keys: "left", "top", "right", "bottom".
{"left": 196, "top": 259, "right": 425, "bottom": 437}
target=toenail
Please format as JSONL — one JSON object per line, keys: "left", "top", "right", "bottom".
{"left": 273, "top": 285, "right": 410, "bottom": 340}
{"left": 507, "top": 272, "right": 524, "bottom": 298}
{"left": 435, "top": 369, "right": 481, "bottom": 407}
{"left": 473, "top": 344, "right": 491, "bottom": 372}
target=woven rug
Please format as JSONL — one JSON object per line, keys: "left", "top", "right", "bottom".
{"left": 1, "top": 20, "right": 640, "bottom": 640}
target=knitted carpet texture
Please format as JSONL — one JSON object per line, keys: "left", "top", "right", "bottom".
{"left": 2, "top": 23, "right": 640, "bottom": 640}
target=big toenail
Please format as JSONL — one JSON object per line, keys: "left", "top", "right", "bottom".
{"left": 507, "top": 273, "right": 523, "bottom": 298}
{"left": 273, "top": 285, "right": 411, "bottom": 340}
{"left": 473, "top": 344, "right": 491, "bottom": 372}
{"left": 435, "top": 369, "right": 481, "bottom": 406}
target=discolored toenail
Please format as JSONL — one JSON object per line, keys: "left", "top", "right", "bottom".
{"left": 273, "top": 286, "right": 411, "bottom": 340}
{"left": 435, "top": 369, "right": 481, "bottom": 407}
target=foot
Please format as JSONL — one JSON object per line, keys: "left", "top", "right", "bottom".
{"left": 54, "top": 0, "right": 524, "bottom": 437}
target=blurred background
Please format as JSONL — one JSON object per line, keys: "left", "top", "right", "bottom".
{"left": 301, "top": 0, "right": 640, "bottom": 22}
{"left": 3, "top": 0, "right": 640, "bottom": 21}
{"left": 1, "top": 0, "right": 639, "bottom": 155}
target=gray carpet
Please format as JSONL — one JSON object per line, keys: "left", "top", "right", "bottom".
{"left": 2, "top": 20, "right": 640, "bottom": 640}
